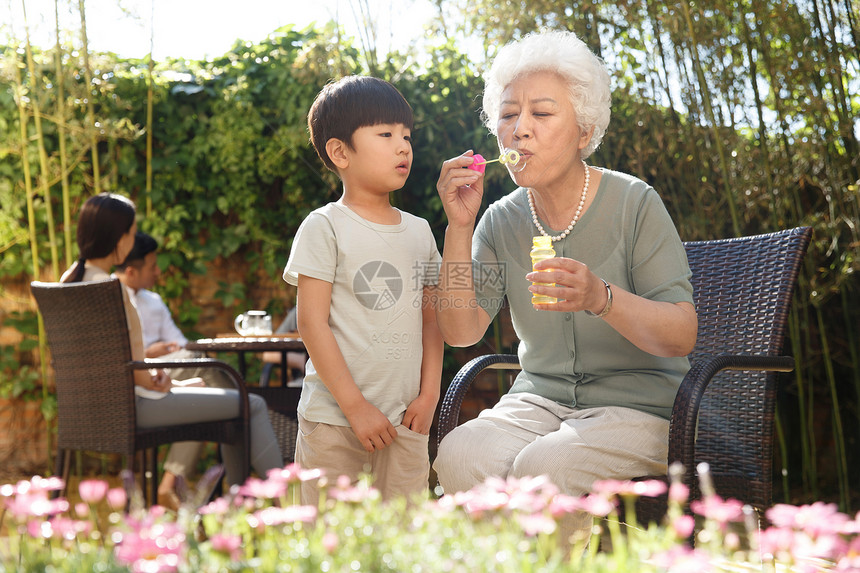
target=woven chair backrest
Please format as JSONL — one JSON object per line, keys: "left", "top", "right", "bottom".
{"left": 682, "top": 227, "right": 811, "bottom": 504}
{"left": 31, "top": 279, "right": 138, "bottom": 455}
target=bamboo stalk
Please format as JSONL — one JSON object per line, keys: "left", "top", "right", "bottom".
{"left": 810, "top": 0, "right": 859, "bottom": 177}
{"left": 816, "top": 308, "right": 850, "bottom": 511}
{"left": 666, "top": 7, "right": 719, "bottom": 237}
{"left": 739, "top": 3, "right": 777, "bottom": 227}
{"left": 12, "top": 47, "right": 40, "bottom": 290}
{"left": 146, "top": 0, "right": 154, "bottom": 217}
{"left": 78, "top": 0, "right": 101, "bottom": 193}
{"left": 54, "top": 0, "right": 73, "bottom": 269}
{"left": 12, "top": 41, "right": 50, "bottom": 470}
{"left": 644, "top": 2, "right": 681, "bottom": 127}
{"left": 842, "top": 0, "right": 860, "bottom": 67}
{"left": 679, "top": 1, "right": 740, "bottom": 236}
{"left": 753, "top": 6, "right": 798, "bottom": 208}
{"left": 21, "top": 0, "right": 60, "bottom": 281}
{"left": 788, "top": 303, "right": 815, "bottom": 498}
{"left": 841, "top": 288, "right": 860, "bottom": 426}
{"left": 773, "top": 409, "right": 791, "bottom": 503}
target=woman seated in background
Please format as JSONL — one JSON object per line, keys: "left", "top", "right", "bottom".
{"left": 61, "top": 192, "right": 283, "bottom": 495}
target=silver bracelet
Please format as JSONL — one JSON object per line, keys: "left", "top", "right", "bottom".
{"left": 585, "top": 278, "right": 613, "bottom": 318}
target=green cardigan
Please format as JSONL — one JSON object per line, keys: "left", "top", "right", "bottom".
{"left": 473, "top": 169, "right": 694, "bottom": 420}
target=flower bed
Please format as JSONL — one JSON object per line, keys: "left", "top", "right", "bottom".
{"left": 1, "top": 463, "right": 857, "bottom": 572}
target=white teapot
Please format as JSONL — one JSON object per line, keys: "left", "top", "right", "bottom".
{"left": 234, "top": 310, "right": 273, "bottom": 336}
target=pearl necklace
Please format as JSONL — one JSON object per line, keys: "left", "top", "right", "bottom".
{"left": 528, "top": 160, "right": 590, "bottom": 242}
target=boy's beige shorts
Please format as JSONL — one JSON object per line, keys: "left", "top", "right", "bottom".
{"left": 296, "top": 414, "right": 430, "bottom": 506}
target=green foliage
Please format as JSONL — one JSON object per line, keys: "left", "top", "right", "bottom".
{"left": 0, "top": 310, "right": 39, "bottom": 401}
{"left": 0, "top": 345, "right": 39, "bottom": 400}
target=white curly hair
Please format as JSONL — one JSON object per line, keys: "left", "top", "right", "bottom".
{"left": 481, "top": 30, "right": 612, "bottom": 158}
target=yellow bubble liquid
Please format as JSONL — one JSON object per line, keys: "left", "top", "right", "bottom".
{"left": 530, "top": 236, "right": 557, "bottom": 304}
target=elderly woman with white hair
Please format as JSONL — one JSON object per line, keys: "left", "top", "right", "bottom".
{"left": 433, "top": 30, "right": 698, "bottom": 529}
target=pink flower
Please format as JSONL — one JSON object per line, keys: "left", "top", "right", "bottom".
{"left": 327, "top": 477, "right": 380, "bottom": 503}
{"left": 210, "top": 533, "right": 242, "bottom": 561}
{"left": 29, "top": 476, "right": 65, "bottom": 492}
{"left": 435, "top": 492, "right": 462, "bottom": 512}
{"left": 114, "top": 521, "right": 186, "bottom": 572}
{"left": 548, "top": 494, "right": 582, "bottom": 518}
{"left": 767, "top": 502, "right": 849, "bottom": 537}
{"left": 4, "top": 489, "right": 69, "bottom": 520}
{"left": 74, "top": 502, "right": 90, "bottom": 518}
{"left": 1, "top": 476, "right": 64, "bottom": 497}
{"left": 28, "top": 519, "right": 53, "bottom": 539}
{"left": 669, "top": 482, "right": 690, "bottom": 503}
{"left": 267, "top": 463, "right": 324, "bottom": 483}
{"left": 506, "top": 489, "right": 546, "bottom": 513}
{"left": 578, "top": 494, "right": 616, "bottom": 517}
{"left": 149, "top": 505, "right": 168, "bottom": 519}
{"left": 516, "top": 512, "right": 557, "bottom": 536}
{"left": 55, "top": 517, "right": 92, "bottom": 541}
{"left": 462, "top": 489, "right": 510, "bottom": 517}
{"left": 650, "top": 546, "right": 715, "bottom": 572}
{"left": 78, "top": 479, "right": 109, "bottom": 504}
{"left": 107, "top": 487, "right": 127, "bottom": 511}
{"left": 252, "top": 505, "right": 317, "bottom": 526}
{"left": 765, "top": 503, "right": 803, "bottom": 527}
{"left": 690, "top": 495, "right": 744, "bottom": 525}
{"left": 842, "top": 512, "right": 860, "bottom": 535}
{"left": 672, "top": 514, "right": 696, "bottom": 539}
{"left": 592, "top": 479, "right": 633, "bottom": 496}
{"left": 633, "top": 480, "right": 668, "bottom": 497}
{"left": 237, "top": 476, "right": 287, "bottom": 499}
{"left": 199, "top": 497, "right": 232, "bottom": 516}
{"left": 514, "top": 475, "right": 559, "bottom": 498}
{"left": 322, "top": 532, "right": 339, "bottom": 553}
{"left": 757, "top": 526, "right": 796, "bottom": 559}
{"left": 592, "top": 478, "right": 667, "bottom": 500}
{"left": 29, "top": 516, "right": 92, "bottom": 541}
{"left": 837, "top": 535, "right": 860, "bottom": 570}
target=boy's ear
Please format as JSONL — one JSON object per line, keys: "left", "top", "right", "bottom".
{"left": 326, "top": 138, "right": 349, "bottom": 170}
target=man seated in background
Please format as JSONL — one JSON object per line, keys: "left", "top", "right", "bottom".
{"left": 116, "top": 231, "right": 231, "bottom": 509}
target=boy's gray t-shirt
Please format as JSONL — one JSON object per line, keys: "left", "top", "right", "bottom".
{"left": 473, "top": 169, "right": 694, "bottom": 420}
{"left": 284, "top": 202, "right": 441, "bottom": 426}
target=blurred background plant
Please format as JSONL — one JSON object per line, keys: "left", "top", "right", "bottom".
{"left": 0, "top": 0, "right": 857, "bottom": 512}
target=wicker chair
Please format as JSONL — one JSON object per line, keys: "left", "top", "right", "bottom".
{"left": 435, "top": 226, "right": 812, "bottom": 520}
{"left": 31, "top": 278, "right": 251, "bottom": 505}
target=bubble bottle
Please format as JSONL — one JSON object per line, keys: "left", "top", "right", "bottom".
{"left": 530, "top": 236, "right": 557, "bottom": 304}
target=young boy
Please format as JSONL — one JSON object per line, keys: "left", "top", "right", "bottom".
{"left": 283, "top": 76, "right": 443, "bottom": 505}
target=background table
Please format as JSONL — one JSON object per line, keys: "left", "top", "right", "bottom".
{"left": 185, "top": 334, "right": 305, "bottom": 464}
{"left": 186, "top": 333, "right": 305, "bottom": 387}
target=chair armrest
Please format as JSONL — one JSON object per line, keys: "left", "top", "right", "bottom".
{"left": 129, "top": 359, "right": 250, "bottom": 418}
{"left": 437, "top": 354, "right": 520, "bottom": 449}
{"left": 669, "top": 353, "right": 794, "bottom": 480}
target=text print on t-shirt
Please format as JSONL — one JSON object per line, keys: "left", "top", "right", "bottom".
{"left": 371, "top": 331, "right": 419, "bottom": 361}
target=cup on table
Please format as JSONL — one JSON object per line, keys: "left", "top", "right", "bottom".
{"left": 234, "top": 310, "right": 273, "bottom": 336}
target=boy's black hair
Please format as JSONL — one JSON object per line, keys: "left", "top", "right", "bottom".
{"left": 308, "top": 75, "right": 414, "bottom": 173}
{"left": 119, "top": 231, "right": 158, "bottom": 271}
